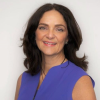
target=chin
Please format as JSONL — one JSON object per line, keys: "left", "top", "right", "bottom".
{"left": 43, "top": 53, "right": 55, "bottom": 56}
{"left": 42, "top": 51, "right": 57, "bottom": 56}
{"left": 42, "top": 50, "right": 62, "bottom": 56}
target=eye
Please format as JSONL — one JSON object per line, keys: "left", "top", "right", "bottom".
{"left": 57, "top": 28, "right": 64, "bottom": 32}
{"left": 38, "top": 26, "right": 46, "bottom": 30}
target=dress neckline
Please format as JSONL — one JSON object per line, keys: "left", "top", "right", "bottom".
{"left": 38, "top": 60, "right": 69, "bottom": 89}
{"left": 33, "top": 60, "right": 69, "bottom": 100}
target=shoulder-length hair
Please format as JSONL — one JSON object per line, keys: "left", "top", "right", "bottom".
{"left": 22, "top": 3, "right": 88, "bottom": 75}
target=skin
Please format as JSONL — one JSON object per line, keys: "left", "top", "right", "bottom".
{"left": 15, "top": 74, "right": 22, "bottom": 100}
{"left": 35, "top": 10, "right": 68, "bottom": 73}
{"left": 72, "top": 76, "right": 96, "bottom": 100}
{"left": 14, "top": 10, "right": 96, "bottom": 100}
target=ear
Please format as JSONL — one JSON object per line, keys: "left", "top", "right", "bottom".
{"left": 65, "top": 38, "right": 68, "bottom": 44}
{"left": 65, "top": 41, "right": 68, "bottom": 44}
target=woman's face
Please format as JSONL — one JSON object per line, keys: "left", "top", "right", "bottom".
{"left": 35, "top": 10, "right": 68, "bottom": 56}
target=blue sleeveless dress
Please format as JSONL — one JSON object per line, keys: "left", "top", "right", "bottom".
{"left": 17, "top": 61, "right": 95, "bottom": 100}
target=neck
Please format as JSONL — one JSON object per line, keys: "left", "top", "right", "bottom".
{"left": 41, "top": 52, "right": 67, "bottom": 75}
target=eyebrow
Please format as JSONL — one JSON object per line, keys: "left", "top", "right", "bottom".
{"left": 38, "top": 23, "right": 67, "bottom": 29}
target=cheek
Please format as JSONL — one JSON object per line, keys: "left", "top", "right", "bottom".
{"left": 35, "top": 32, "right": 43, "bottom": 41}
{"left": 35, "top": 32, "right": 45, "bottom": 49}
{"left": 35, "top": 29, "right": 46, "bottom": 41}
{"left": 57, "top": 35, "right": 67, "bottom": 44}
{"left": 36, "top": 34, "right": 41, "bottom": 40}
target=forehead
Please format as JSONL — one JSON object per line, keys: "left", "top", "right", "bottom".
{"left": 39, "top": 10, "right": 67, "bottom": 26}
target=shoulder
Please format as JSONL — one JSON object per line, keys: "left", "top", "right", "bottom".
{"left": 14, "top": 74, "right": 22, "bottom": 100}
{"left": 68, "top": 62, "right": 96, "bottom": 100}
{"left": 15, "top": 71, "right": 30, "bottom": 100}
{"left": 68, "top": 61, "right": 95, "bottom": 87}
{"left": 72, "top": 75, "right": 96, "bottom": 100}
{"left": 67, "top": 61, "right": 88, "bottom": 79}
{"left": 16, "top": 71, "right": 29, "bottom": 87}
{"left": 14, "top": 72, "right": 36, "bottom": 100}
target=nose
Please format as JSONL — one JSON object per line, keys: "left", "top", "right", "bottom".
{"left": 46, "top": 29, "right": 55, "bottom": 39}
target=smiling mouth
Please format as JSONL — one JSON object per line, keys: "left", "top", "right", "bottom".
{"left": 43, "top": 41, "right": 56, "bottom": 46}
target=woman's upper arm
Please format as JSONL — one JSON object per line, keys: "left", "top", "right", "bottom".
{"left": 72, "top": 75, "right": 96, "bottom": 100}
{"left": 14, "top": 74, "right": 22, "bottom": 100}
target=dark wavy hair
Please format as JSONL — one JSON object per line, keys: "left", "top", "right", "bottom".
{"left": 21, "top": 3, "right": 88, "bottom": 75}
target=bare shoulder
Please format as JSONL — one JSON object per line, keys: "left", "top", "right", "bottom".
{"left": 14, "top": 74, "right": 22, "bottom": 100}
{"left": 72, "top": 75, "right": 96, "bottom": 100}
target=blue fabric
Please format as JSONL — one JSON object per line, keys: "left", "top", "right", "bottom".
{"left": 18, "top": 61, "right": 95, "bottom": 100}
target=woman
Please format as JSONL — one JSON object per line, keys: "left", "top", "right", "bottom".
{"left": 15, "top": 3, "right": 96, "bottom": 100}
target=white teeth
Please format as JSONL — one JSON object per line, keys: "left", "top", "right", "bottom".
{"left": 44, "top": 42, "right": 56, "bottom": 45}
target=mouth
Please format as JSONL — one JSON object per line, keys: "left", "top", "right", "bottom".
{"left": 43, "top": 41, "right": 57, "bottom": 46}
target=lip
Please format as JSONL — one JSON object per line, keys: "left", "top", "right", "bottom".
{"left": 43, "top": 41, "right": 57, "bottom": 47}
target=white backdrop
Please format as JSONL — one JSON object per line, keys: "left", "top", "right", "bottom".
{"left": 0, "top": 0, "right": 100, "bottom": 100}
